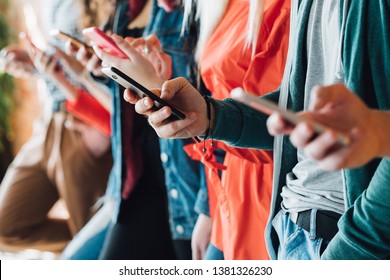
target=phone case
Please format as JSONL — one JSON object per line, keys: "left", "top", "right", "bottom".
{"left": 82, "top": 27, "right": 127, "bottom": 58}
{"left": 101, "top": 67, "right": 186, "bottom": 121}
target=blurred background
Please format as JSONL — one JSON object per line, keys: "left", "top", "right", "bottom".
{"left": 0, "top": 0, "right": 55, "bottom": 260}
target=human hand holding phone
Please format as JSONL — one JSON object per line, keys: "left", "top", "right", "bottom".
{"left": 92, "top": 33, "right": 164, "bottom": 89}
{"left": 102, "top": 66, "right": 185, "bottom": 121}
{"left": 230, "top": 88, "right": 351, "bottom": 146}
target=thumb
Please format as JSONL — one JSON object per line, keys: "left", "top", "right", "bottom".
{"left": 161, "top": 77, "right": 191, "bottom": 101}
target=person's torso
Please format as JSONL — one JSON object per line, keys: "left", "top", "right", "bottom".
{"left": 282, "top": 0, "right": 345, "bottom": 215}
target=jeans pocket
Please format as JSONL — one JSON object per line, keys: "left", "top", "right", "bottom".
{"left": 273, "top": 210, "right": 323, "bottom": 260}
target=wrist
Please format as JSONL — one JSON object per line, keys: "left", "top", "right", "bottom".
{"left": 373, "top": 110, "right": 390, "bottom": 157}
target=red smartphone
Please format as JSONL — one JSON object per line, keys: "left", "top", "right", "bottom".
{"left": 50, "top": 29, "right": 94, "bottom": 55}
{"left": 82, "top": 27, "right": 127, "bottom": 58}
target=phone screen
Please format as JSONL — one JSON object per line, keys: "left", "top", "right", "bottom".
{"left": 102, "top": 66, "right": 186, "bottom": 121}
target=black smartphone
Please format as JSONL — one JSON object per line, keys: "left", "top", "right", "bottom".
{"left": 102, "top": 66, "right": 186, "bottom": 121}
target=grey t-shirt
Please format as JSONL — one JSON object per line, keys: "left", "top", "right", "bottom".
{"left": 281, "top": 0, "right": 345, "bottom": 215}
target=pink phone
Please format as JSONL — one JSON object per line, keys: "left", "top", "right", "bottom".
{"left": 82, "top": 27, "right": 127, "bottom": 58}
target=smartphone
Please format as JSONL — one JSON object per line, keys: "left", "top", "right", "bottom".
{"left": 50, "top": 29, "right": 94, "bottom": 55}
{"left": 230, "top": 88, "right": 350, "bottom": 145}
{"left": 102, "top": 66, "right": 186, "bottom": 121}
{"left": 82, "top": 27, "right": 127, "bottom": 58}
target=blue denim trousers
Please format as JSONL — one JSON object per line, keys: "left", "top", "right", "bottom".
{"left": 204, "top": 243, "right": 224, "bottom": 260}
{"left": 272, "top": 209, "right": 328, "bottom": 260}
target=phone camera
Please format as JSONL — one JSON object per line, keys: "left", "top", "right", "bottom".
{"left": 112, "top": 75, "right": 117, "bottom": 80}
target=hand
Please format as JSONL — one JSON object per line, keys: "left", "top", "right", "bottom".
{"left": 32, "top": 48, "right": 64, "bottom": 82}
{"left": 64, "top": 119, "right": 111, "bottom": 159}
{"left": 124, "top": 77, "right": 210, "bottom": 139}
{"left": 130, "top": 34, "right": 172, "bottom": 80}
{"left": 191, "top": 214, "right": 213, "bottom": 260}
{"left": 54, "top": 47, "right": 85, "bottom": 82}
{"left": 0, "top": 45, "right": 36, "bottom": 79}
{"left": 64, "top": 41, "right": 103, "bottom": 77}
{"left": 93, "top": 34, "right": 164, "bottom": 88}
{"left": 275, "top": 84, "right": 382, "bottom": 170}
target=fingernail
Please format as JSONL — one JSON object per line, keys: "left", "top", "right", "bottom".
{"left": 163, "top": 108, "right": 170, "bottom": 116}
{"left": 143, "top": 98, "right": 150, "bottom": 106}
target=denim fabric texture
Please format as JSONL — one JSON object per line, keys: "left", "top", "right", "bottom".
{"left": 272, "top": 209, "right": 327, "bottom": 260}
{"left": 204, "top": 243, "right": 224, "bottom": 260}
{"left": 144, "top": 1, "right": 209, "bottom": 240}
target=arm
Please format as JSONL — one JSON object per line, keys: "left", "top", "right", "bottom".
{"left": 322, "top": 158, "right": 390, "bottom": 259}
{"left": 191, "top": 166, "right": 212, "bottom": 260}
{"left": 125, "top": 77, "right": 277, "bottom": 149}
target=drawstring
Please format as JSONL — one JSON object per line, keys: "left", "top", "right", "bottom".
{"left": 335, "top": 0, "right": 348, "bottom": 79}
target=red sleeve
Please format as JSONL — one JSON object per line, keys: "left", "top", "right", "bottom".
{"left": 66, "top": 89, "right": 111, "bottom": 136}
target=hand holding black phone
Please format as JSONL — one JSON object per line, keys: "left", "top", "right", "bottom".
{"left": 102, "top": 66, "right": 186, "bottom": 121}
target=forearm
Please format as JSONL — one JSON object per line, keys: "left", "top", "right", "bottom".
{"left": 52, "top": 75, "right": 79, "bottom": 101}
{"left": 322, "top": 158, "right": 390, "bottom": 259}
{"left": 211, "top": 98, "right": 274, "bottom": 149}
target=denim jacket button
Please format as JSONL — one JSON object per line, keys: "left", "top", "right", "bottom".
{"left": 170, "top": 188, "right": 179, "bottom": 199}
{"left": 175, "top": 225, "right": 184, "bottom": 235}
{"left": 160, "top": 152, "right": 169, "bottom": 163}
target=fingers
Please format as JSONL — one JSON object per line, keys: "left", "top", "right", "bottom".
{"left": 93, "top": 44, "right": 125, "bottom": 68}
{"left": 134, "top": 96, "right": 155, "bottom": 116}
{"left": 266, "top": 113, "right": 295, "bottom": 136}
{"left": 154, "top": 114, "right": 197, "bottom": 139}
{"left": 309, "top": 84, "right": 346, "bottom": 111}
{"left": 314, "top": 127, "right": 361, "bottom": 171}
{"left": 76, "top": 46, "right": 91, "bottom": 66}
{"left": 64, "top": 40, "right": 79, "bottom": 56}
{"left": 123, "top": 88, "right": 142, "bottom": 104}
{"left": 111, "top": 34, "right": 142, "bottom": 61}
{"left": 289, "top": 122, "right": 316, "bottom": 148}
{"left": 86, "top": 54, "right": 102, "bottom": 76}
{"left": 160, "top": 77, "right": 193, "bottom": 101}
{"left": 299, "top": 129, "right": 339, "bottom": 159}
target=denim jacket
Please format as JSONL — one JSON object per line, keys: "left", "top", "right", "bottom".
{"left": 144, "top": 1, "right": 209, "bottom": 239}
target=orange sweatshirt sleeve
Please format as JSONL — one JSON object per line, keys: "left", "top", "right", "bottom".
{"left": 66, "top": 89, "right": 111, "bottom": 136}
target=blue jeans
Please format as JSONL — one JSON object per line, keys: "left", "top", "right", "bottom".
{"left": 272, "top": 209, "right": 328, "bottom": 260}
{"left": 204, "top": 243, "right": 224, "bottom": 260}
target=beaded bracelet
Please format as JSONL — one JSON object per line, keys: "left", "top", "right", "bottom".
{"left": 192, "top": 95, "right": 214, "bottom": 152}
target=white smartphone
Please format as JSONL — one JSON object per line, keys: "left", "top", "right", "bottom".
{"left": 230, "top": 88, "right": 350, "bottom": 146}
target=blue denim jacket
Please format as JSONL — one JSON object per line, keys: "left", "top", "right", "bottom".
{"left": 144, "top": 1, "right": 209, "bottom": 240}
